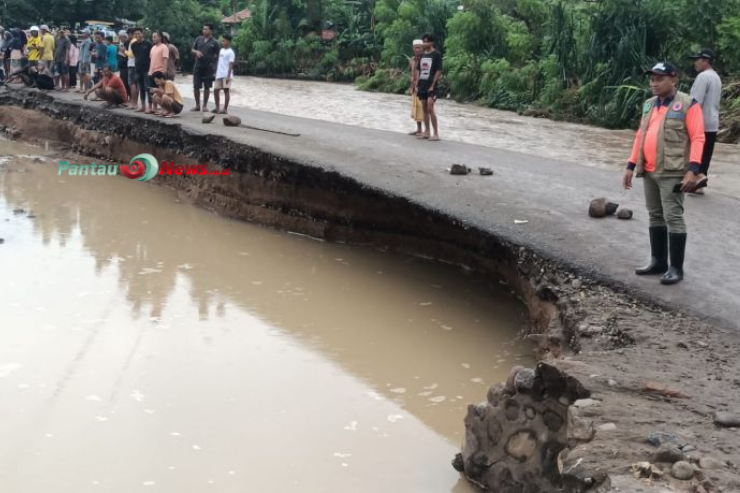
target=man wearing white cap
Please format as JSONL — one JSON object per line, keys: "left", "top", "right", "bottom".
{"left": 26, "top": 27, "right": 43, "bottom": 68}
{"left": 408, "top": 39, "right": 424, "bottom": 136}
{"left": 40, "top": 25, "right": 54, "bottom": 71}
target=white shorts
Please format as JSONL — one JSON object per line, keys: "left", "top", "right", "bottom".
{"left": 214, "top": 77, "right": 231, "bottom": 90}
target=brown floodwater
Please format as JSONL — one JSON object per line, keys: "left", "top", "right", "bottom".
{"left": 0, "top": 140, "right": 531, "bottom": 492}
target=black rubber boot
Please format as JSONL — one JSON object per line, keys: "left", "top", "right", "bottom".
{"left": 661, "top": 233, "right": 687, "bottom": 285}
{"left": 636, "top": 226, "right": 668, "bottom": 275}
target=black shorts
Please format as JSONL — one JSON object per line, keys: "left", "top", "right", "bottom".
{"left": 54, "top": 62, "right": 69, "bottom": 76}
{"left": 417, "top": 88, "right": 437, "bottom": 101}
{"left": 193, "top": 66, "right": 214, "bottom": 89}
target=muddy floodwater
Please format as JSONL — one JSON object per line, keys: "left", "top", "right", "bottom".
{"left": 0, "top": 140, "right": 532, "bottom": 492}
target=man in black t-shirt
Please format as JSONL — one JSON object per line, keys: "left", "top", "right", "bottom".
{"left": 416, "top": 33, "right": 442, "bottom": 141}
{"left": 131, "top": 28, "right": 153, "bottom": 113}
{"left": 191, "top": 23, "right": 220, "bottom": 112}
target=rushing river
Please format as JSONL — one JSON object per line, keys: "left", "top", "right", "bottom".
{"left": 0, "top": 140, "right": 532, "bottom": 492}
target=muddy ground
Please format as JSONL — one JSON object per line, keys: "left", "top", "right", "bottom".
{"left": 1, "top": 87, "right": 739, "bottom": 492}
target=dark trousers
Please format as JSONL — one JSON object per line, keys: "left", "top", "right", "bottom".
{"left": 69, "top": 66, "right": 78, "bottom": 88}
{"left": 136, "top": 71, "right": 150, "bottom": 105}
{"left": 698, "top": 132, "right": 717, "bottom": 187}
{"left": 120, "top": 65, "right": 130, "bottom": 98}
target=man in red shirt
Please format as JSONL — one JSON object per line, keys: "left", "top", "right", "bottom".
{"left": 84, "top": 65, "right": 128, "bottom": 107}
{"left": 622, "top": 62, "right": 705, "bottom": 285}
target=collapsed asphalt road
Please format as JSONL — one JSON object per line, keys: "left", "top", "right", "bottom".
{"left": 1, "top": 87, "right": 739, "bottom": 491}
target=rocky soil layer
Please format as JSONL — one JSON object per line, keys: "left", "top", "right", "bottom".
{"left": 1, "top": 87, "right": 739, "bottom": 492}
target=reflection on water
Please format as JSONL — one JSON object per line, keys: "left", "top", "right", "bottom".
{"left": 0, "top": 140, "right": 530, "bottom": 492}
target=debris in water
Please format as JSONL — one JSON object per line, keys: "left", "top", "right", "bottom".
{"left": 428, "top": 396, "right": 447, "bottom": 403}
{"left": 514, "top": 219, "right": 529, "bottom": 225}
{"left": 390, "top": 388, "right": 406, "bottom": 394}
{"left": 333, "top": 452, "right": 352, "bottom": 458}
{"left": 143, "top": 481, "right": 156, "bottom": 487}
{"left": 387, "top": 414, "right": 404, "bottom": 423}
{"left": 192, "top": 444, "right": 202, "bottom": 450}
{"left": 86, "top": 395, "right": 102, "bottom": 402}
{"left": 471, "top": 377, "right": 484, "bottom": 384}
{"left": 419, "top": 301, "right": 432, "bottom": 306}
{"left": 94, "top": 416, "right": 109, "bottom": 422}
{"left": 344, "top": 421, "right": 358, "bottom": 431}
{"left": 423, "top": 383, "right": 438, "bottom": 390}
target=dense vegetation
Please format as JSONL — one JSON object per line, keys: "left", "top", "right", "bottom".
{"left": 231, "top": 0, "right": 740, "bottom": 128}
{"left": 3, "top": 0, "right": 740, "bottom": 130}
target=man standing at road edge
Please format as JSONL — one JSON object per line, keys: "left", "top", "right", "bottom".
{"left": 416, "top": 33, "right": 442, "bottom": 142}
{"left": 623, "top": 62, "right": 705, "bottom": 285}
{"left": 689, "top": 48, "right": 722, "bottom": 195}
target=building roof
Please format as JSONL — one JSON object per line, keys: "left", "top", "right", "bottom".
{"left": 222, "top": 9, "right": 252, "bottom": 24}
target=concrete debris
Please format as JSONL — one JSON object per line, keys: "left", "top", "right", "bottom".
{"left": 478, "top": 167, "right": 493, "bottom": 176}
{"left": 651, "top": 444, "right": 685, "bottom": 464}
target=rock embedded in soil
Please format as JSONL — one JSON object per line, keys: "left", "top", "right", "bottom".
{"left": 647, "top": 432, "right": 684, "bottom": 448}
{"left": 671, "top": 461, "right": 695, "bottom": 480}
{"left": 514, "top": 368, "right": 535, "bottom": 391}
{"left": 652, "top": 445, "right": 685, "bottom": 464}
{"left": 714, "top": 412, "right": 740, "bottom": 428}
{"left": 699, "top": 457, "right": 726, "bottom": 470}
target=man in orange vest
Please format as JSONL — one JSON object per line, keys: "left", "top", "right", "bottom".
{"left": 622, "top": 62, "right": 706, "bottom": 285}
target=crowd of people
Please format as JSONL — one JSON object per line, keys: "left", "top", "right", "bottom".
{"left": 0, "top": 23, "right": 236, "bottom": 117}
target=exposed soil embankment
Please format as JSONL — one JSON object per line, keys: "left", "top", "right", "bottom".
{"left": 2, "top": 88, "right": 740, "bottom": 492}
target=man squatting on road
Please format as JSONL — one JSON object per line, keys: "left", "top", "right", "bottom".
{"left": 623, "top": 62, "right": 706, "bottom": 286}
